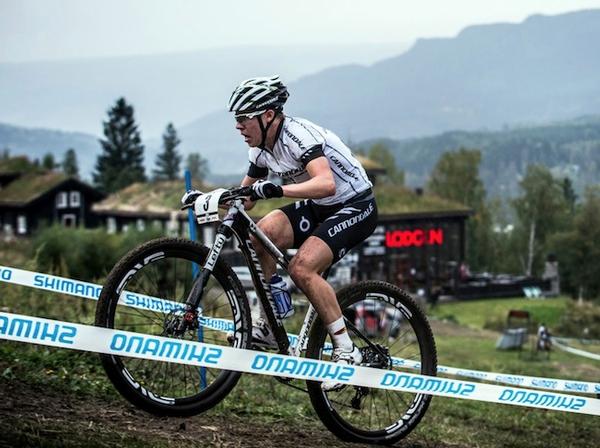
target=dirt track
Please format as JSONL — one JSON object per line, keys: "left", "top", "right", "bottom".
{"left": 0, "top": 378, "right": 460, "bottom": 448}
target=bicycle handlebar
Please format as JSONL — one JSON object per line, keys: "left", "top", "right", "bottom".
{"left": 218, "top": 186, "right": 254, "bottom": 204}
{"left": 181, "top": 186, "right": 258, "bottom": 212}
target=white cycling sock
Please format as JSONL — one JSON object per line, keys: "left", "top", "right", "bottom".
{"left": 326, "top": 317, "right": 353, "bottom": 351}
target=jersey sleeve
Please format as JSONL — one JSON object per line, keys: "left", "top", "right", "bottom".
{"left": 283, "top": 120, "right": 325, "bottom": 165}
{"left": 300, "top": 145, "right": 325, "bottom": 166}
{"left": 247, "top": 148, "right": 269, "bottom": 178}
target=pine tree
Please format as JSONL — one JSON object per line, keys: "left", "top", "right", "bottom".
{"left": 186, "top": 153, "right": 209, "bottom": 182}
{"left": 62, "top": 148, "right": 79, "bottom": 177}
{"left": 42, "top": 152, "right": 56, "bottom": 171}
{"left": 153, "top": 123, "right": 182, "bottom": 180}
{"left": 94, "top": 97, "right": 146, "bottom": 193}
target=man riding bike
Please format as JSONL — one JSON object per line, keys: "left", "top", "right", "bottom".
{"left": 227, "top": 75, "right": 378, "bottom": 390}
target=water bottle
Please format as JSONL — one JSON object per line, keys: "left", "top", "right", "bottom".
{"left": 270, "top": 274, "right": 294, "bottom": 319}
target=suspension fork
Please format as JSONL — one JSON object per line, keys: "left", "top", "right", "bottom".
{"left": 174, "top": 221, "right": 234, "bottom": 338}
{"left": 184, "top": 223, "right": 233, "bottom": 311}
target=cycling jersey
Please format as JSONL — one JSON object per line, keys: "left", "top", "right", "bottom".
{"left": 247, "top": 116, "right": 372, "bottom": 206}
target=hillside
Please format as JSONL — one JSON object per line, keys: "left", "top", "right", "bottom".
{"left": 363, "top": 115, "right": 600, "bottom": 197}
{"left": 0, "top": 123, "right": 100, "bottom": 178}
{"left": 182, "top": 9, "right": 600, "bottom": 173}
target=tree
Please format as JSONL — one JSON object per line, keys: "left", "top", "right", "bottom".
{"left": 42, "top": 152, "right": 56, "bottom": 170}
{"left": 427, "top": 148, "right": 493, "bottom": 271}
{"left": 512, "top": 165, "right": 569, "bottom": 276}
{"left": 427, "top": 148, "right": 485, "bottom": 207}
{"left": 367, "top": 142, "right": 405, "bottom": 185}
{"left": 571, "top": 187, "right": 600, "bottom": 300}
{"left": 551, "top": 186, "right": 600, "bottom": 301}
{"left": 153, "top": 123, "right": 182, "bottom": 180}
{"left": 94, "top": 97, "right": 146, "bottom": 193}
{"left": 62, "top": 148, "right": 79, "bottom": 177}
{"left": 562, "top": 177, "right": 577, "bottom": 213}
{"left": 186, "top": 153, "right": 209, "bottom": 182}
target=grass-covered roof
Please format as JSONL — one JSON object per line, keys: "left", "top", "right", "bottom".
{"left": 93, "top": 180, "right": 469, "bottom": 218}
{"left": 0, "top": 172, "right": 69, "bottom": 205}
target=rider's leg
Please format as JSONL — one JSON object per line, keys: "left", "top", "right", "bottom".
{"left": 290, "top": 236, "right": 360, "bottom": 392}
{"left": 288, "top": 236, "right": 352, "bottom": 350}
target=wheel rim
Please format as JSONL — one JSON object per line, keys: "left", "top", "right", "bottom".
{"left": 107, "top": 249, "right": 243, "bottom": 405}
{"left": 319, "top": 290, "right": 434, "bottom": 436}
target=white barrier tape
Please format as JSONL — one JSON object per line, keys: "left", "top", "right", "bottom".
{"left": 552, "top": 338, "right": 600, "bottom": 362}
{"left": 2, "top": 265, "right": 600, "bottom": 396}
{"left": 0, "top": 265, "right": 182, "bottom": 313}
{"left": 555, "top": 337, "right": 600, "bottom": 345}
{"left": 1, "top": 312, "right": 599, "bottom": 416}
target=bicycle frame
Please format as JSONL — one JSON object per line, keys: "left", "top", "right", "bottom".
{"left": 185, "top": 198, "right": 318, "bottom": 357}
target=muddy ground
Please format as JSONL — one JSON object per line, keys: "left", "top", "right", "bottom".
{"left": 0, "top": 378, "right": 461, "bottom": 448}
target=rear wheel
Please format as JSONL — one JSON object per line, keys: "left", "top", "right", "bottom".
{"left": 306, "top": 281, "right": 437, "bottom": 445}
{"left": 95, "top": 237, "right": 251, "bottom": 416}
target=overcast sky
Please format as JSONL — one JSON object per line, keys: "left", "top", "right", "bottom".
{"left": 1, "top": 0, "right": 600, "bottom": 63}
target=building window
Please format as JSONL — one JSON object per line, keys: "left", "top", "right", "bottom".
{"left": 3, "top": 223, "right": 14, "bottom": 239}
{"left": 70, "top": 191, "right": 81, "bottom": 207}
{"left": 107, "top": 217, "right": 117, "bottom": 234}
{"left": 62, "top": 214, "right": 77, "bottom": 228}
{"left": 136, "top": 219, "right": 145, "bottom": 231}
{"left": 17, "top": 215, "right": 27, "bottom": 234}
{"left": 56, "top": 191, "right": 68, "bottom": 208}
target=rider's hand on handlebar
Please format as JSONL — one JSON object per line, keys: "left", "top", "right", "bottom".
{"left": 249, "top": 180, "right": 283, "bottom": 201}
{"left": 181, "top": 189, "right": 202, "bottom": 210}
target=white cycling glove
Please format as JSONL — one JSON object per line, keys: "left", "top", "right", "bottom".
{"left": 181, "top": 189, "right": 202, "bottom": 207}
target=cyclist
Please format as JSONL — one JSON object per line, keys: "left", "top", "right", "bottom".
{"left": 229, "top": 75, "right": 377, "bottom": 390}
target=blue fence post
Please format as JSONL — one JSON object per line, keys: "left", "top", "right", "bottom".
{"left": 185, "top": 170, "right": 206, "bottom": 389}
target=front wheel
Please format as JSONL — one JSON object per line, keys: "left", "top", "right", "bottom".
{"left": 95, "top": 237, "right": 252, "bottom": 416}
{"left": 306, "top": 281, "right": 437, "bottom": 445}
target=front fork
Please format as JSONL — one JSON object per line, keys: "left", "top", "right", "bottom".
{"left": 172, "top": 223, "right": 233, "bottom": 335}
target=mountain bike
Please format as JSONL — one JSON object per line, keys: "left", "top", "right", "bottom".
{"left": 95, "top": 186, "right": 437, "bottom": 445}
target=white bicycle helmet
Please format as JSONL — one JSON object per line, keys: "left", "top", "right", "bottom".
{"left": 228, "top": 75, "right": 289, "bottom": 116}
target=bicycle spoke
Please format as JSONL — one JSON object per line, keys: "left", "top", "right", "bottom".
{"left": 308, "top": 283, "right": 436, "bottom": 443}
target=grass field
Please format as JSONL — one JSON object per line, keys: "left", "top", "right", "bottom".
{"left": 1, "top": 283, "right": 599, "bottom": 447}
{"left": 430, "top": 296, "right": 569, "bottom": 330}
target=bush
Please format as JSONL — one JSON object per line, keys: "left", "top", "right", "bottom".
{"left": 32, "top": 225, "right": 163, "bottom": 282}
{"left": 555, "top": 300, "right": 600, "bottom": 338}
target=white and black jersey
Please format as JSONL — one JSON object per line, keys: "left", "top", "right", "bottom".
{"left": 247, "top": 116, "right": 372, "bottom": 206}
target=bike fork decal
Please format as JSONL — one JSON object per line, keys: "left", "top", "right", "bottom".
{"left": 204, "top": 233, "right": 227, "bottom": 271}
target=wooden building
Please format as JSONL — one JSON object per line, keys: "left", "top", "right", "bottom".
{"left": 0, "top": 171, "right": 105, "bottom": 238}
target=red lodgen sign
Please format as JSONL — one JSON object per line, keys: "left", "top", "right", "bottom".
{"left": 385, "top": 228, "right": 444, "bottom": 248}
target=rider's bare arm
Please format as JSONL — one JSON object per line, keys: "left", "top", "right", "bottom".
{"left": 281, "top": 157, "right": 336, "bottom": 199}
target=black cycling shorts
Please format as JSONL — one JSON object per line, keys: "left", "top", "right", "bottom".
{"left": 279, "top": 192, "right": 378, "bottom": 263}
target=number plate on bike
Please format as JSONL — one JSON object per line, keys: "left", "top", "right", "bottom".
{"left": 194, "top": 188, "right": 228, "bottom": 224}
